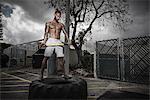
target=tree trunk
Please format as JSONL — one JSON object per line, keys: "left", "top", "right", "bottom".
{"left": 72, "top": 40, "right": 82, "bottom": 67}
{"left": 76, "top": 48, "right": 82, "bottom": 67}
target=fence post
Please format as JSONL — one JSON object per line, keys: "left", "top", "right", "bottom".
{"left": 117, "top": 38, "right": 121, "bottom": 80}
{"left": 94, "top": 50, "right": 97, "bottom": 78}
{"left": 95, "top": 42, "right": 99, "bottom": 78}
{"left": 120, "top": 39, "right": 125, "bottom": 81}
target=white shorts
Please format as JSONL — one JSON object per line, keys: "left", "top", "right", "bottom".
{"left": 44, "top": 38, "right": 64, "bottom": 57}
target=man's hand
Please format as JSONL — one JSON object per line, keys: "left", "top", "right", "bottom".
{"left": 67, "top": 39, "right": 71, "bottom": 45}
{"left": 39, "top": 42, "right": 46, "bottom": 48}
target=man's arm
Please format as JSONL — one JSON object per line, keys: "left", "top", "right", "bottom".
{"left": 39, "top": 22, "right": 49, "bottom": 48}
{"left": 62, "top": 24, "right": 70, "bottom": 43}
{"left": 43, "top": 22, "right": 49, "bottom": 44}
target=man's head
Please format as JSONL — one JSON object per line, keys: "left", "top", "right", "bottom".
{"left": 54, "top": 9, "right": 61, "bottom": 21}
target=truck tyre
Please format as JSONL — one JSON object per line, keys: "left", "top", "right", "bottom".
{"left": 28, "top": 77, "right": 87, "bottom": 100}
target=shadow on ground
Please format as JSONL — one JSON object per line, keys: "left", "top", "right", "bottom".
{"left": 97, "top": 90, "right": 149, "bottom": 100}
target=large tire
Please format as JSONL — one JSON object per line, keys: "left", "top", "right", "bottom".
{"left": 28, "top": 77, "right": 87, "bottom": 100}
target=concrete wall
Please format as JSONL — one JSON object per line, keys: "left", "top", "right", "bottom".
{"left": 69, "top": 49, "right": 78, "bottom": 67}
{"left": 3, "top": 46, "right": 36, "bottom": 67}
{"left": 4, "top": 46, "right": 79, "bottom": 68}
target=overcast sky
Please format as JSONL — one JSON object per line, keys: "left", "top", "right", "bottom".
{"left": 1, "top": 0, "right": 149, "bottom": 50}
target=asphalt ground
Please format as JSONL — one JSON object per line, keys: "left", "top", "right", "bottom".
{"left": 0, "top": 68, "right": 149, "bottom": 100}
{"left": 0, "top": 72, "right": 30, "bottom": 100}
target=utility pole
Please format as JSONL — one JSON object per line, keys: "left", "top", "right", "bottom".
{"left": 0, "top": 5, "right": 3, "bottom": 41}
{"left": 64, "top": 0, "right": 70, "bottom": 75}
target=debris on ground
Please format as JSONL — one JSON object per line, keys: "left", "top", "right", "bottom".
{"left": 71, "top": 68, "right": 94, "bottom": 77}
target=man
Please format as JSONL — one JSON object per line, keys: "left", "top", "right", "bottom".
{"left": 40, "top": 9, "right": 70, "bottom": 79}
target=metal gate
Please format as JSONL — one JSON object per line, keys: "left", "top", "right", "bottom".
{"left": 96, "top": 38, "right": 120, "bottom": 80}
{"left": 122, "top": 36, "right": 150, "bottom": 84}
{"left": 96, "top": 36, "right": 150, "bottom": 84}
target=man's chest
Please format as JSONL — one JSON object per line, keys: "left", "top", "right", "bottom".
{"left": 48, "top": 22, "right": 62, "bottom": 30}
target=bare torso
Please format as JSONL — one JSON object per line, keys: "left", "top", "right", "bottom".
{"left": 46, "top": 21, "right": 63, "bottom": 39}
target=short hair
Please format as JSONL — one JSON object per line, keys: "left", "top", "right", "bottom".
{"left": 55, "top": 9, "right": 61, "bottom": 15}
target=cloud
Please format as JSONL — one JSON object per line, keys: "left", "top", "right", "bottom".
{"left": 83, "top": 0, "right": 149, "bottom": 53}
{"left": 1, "top": 4, "right": 14, "bottom": 17}
{"left": 3, "top": 5, "right": 44, "bottom": 44}
{"left": 123, "top": 0, "right": 149, "bottom": 37}
{"left": 129, "top": 0, "right": 149, "bottom": 16}
{"left": 1, "top": 0, "right": 149, "bottom": 52}
{"left": 1, "top": 0, "right": 58, "bottom": 23}
{"left": 124, "top": 15, "right": 149, "bottom": 38}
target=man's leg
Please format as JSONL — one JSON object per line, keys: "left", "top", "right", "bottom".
{"left": 40, "top": 57, "right": 49, "bottom": 79}
{"left": 57, "top": 57, "right": 65, "bottom": 75}
{"left": 57, "top": 57, "right": 72, "bottom": 79}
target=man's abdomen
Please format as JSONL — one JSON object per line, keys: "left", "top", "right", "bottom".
{"left": 46, "top": 38, "right": 64, "bottom": 46}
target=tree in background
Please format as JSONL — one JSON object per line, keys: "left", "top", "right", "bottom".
{"left": 44, "top": 0, "right": 132, "bottom": 66}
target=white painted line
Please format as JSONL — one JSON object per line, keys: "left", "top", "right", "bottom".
{"left": 1, "top": 80, "right": 29, "bottom": 83}
{"left": 17, "top": 70, "right": 47, "bottom": 78}
{"left": 87, "top": 82, "right": 107, "bottom": 84}
{"left": 1, "top": 72, "right": 31, "bottom": 83}
{"left": 1, "top": 77, "right": 17, "bottom": 80}
{"left": 1, "top": 90, "right": 29, "bottom": 93}
{"left": 88, "top": 96, "right": 99, "bottom": 99}
{"left": 88, "top": 86, "right": 142, "bottom": 90}
{"left": 0, "top": 84, "right": 29, "bottom": 88}
{"left": 17, "top": 70, "right": 40, "bottom": 77}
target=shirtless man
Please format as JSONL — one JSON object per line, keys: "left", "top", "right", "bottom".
{"left": 40, "top": 9, "right": 70, "bottom": 79}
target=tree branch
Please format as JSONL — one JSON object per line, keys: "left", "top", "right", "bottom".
{"left": 77, "top": 11, "right": 82, "bottom": 22}
{"left": 72, "top": 0, "right": 75, "bottom": 17}
{"left": 72, "top": 19, "right": 77, "bottom": 41}
{"left": 97, "top": 10, "right": 122, "bottom": 18}
{"left": 97, "top": 0, "right": 105, "bottom": 10}
{"left": 92, "top": 0, "right": 98, "bottom": 14}
{"left": 75, "top": 0, "right": 84, "bottom": 16}
{"left": 83, "top": 14, "right": 97, "bottom": 39}
{"left": 78, "top": 0, "right": 99, "bottom": 39}
{"left": 81, "top": 0, "right": 88, "bottom": 22}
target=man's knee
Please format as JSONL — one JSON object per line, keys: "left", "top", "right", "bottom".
{"left": 41, "top": 57, "right": 49, "bottom": 68}
{"left": 59, "top": 60, "right": 64, "bottom": 67}
{"left": 58, "top": 58, "right": 64, "bottom": 64}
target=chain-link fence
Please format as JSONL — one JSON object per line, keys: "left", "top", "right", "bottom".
{"left": 96, "top": 36, "right": 150, "bottom": 84}
{"left": 122, "top": 36, "right": 150, "bottom": 84}
{"left": 3, "top": 40, "right": 40, "bottom": 67}
{"left": 96, "top": 39, "right": 120, "bottom": 80}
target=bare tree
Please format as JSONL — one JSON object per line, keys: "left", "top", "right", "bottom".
{"left": 44, "top": 0, "right": 131, "bottom": 66}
